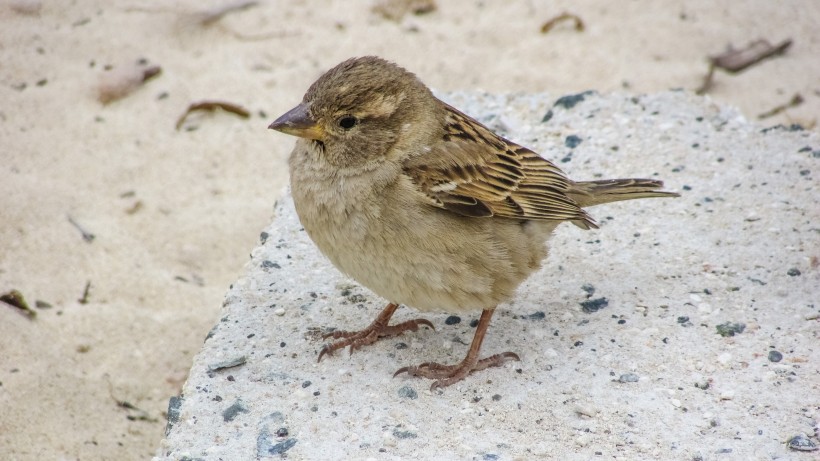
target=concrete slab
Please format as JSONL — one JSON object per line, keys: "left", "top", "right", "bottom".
{"left": 155, "top": 91, "right": 819, "bottom": 460}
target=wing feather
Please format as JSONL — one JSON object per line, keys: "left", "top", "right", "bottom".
{"left": 402, "top": 103, "right": 596, "bottom": 228}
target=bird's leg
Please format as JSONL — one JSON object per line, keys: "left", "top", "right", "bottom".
{"left": 394, "top": 308, "right": 520, "bottom": 390}
{"left": 317, "top": 302, "right": 434, "bottom": 361}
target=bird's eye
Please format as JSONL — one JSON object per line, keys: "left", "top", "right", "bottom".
{"left": 337, "top": 115, "right": 358, "bottom": 130}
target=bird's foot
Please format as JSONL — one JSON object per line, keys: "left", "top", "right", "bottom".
{"left": 394, "top": 351, "right": 520, "bottom": 390}
{"left": 317, "top": 303, "right": 434, "bottom": 362}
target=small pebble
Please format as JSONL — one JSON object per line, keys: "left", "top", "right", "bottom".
{"left": 445, "top": 315, "right": 461, "bottom": 325}
{"left": 565, "top": 135, "right": 583, "bottom": 148}
{"left": 392, "top": 429, "right": 417, "bottom": 439}
{"left": 274, "top": 308, "right": 286, "bottom": 316}
{"left": 787, "top": 434, "right": 818, "bottom": 451}
{"left": 208, "top": 356, "right": 246, "bottom": 372}
{"left": 580, "top": 297, "right": 608, "bottom": 313}
{"left": 787, "top": 268, "right": 801, "bottom": 277}
{"left": 553, "top": 90, "right": 595, "bottom": 109}
{"left": 222, "top": 400, "right": 249, "bottom": 422}
{"left": 259, "top": 436, "right": 297, "bottom": 456}
{"left": 261, "top": 260, "right": 281, "bottom": 269}
{"left": 768, "top": 350, "right": 783, "bottom": 362}
{"left": 527, "top": 311, "right": 545, "bottom": 320}
{"left": 397, "top": 385, "right": 418, "bottom": 400}
{"left": 715, "top": 322, "right": 745, "bottom": 337}
{"left": 619, "top": 373, "right": 639, "bottom": 383}
{"left": 541, "top": 109, "right": 553, "bottom": 122}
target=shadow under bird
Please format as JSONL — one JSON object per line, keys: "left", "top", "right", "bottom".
{"left": 269, "top": 56, "right": 679, "bottom": 390}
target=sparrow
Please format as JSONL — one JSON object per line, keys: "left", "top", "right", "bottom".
{"left": 269, "top": 56, "right": 679, "bottom": 390}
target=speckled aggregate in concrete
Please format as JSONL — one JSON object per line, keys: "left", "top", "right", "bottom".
{"left": 155, "top": 91, "right": 819, "bottom": 460}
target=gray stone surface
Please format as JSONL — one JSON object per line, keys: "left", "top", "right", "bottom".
{"left": 155, "top": 91, "right": 819, "bottom": 460}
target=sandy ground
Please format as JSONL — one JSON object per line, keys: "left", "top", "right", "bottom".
{"left": 0, "top": 1, "right": 817, "bottom": 459}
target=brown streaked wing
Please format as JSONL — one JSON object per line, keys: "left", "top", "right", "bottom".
{"left": 403, "top": 104, "right": 596, "bottom": 227}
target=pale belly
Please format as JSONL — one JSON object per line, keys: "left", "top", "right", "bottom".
{"left": 290, "top": 169, "right": 556, "bottom": 313}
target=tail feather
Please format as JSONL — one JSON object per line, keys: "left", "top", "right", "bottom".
{"left": 566, "top": 178, "right": 679, "bottom": 230}
{"left": 567, "top": 178, "right": 680, "bottom": 208}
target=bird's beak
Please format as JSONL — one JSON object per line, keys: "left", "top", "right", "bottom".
{"left": 268, "top": 103, "right": 325, "bottom": 141}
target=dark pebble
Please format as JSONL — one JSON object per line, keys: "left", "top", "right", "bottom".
{"left": 165, "top": 395, "right": 183, "bottom": 435}
{"left": 259, "top": 231, "right": 269, "bottom": 244}
{"left": 527, "top": 311, "right": 545, "bottom": 320}
{"left": 261, "top": 260, "right": 281, "bottom": 269}
{"left": 617, "top": 319, "right": 626, "bottom": 324}
{"left": 276, "top": 427, "right": 289, "bottom": 437}
{"left": 554, "top": 90, "right": 595, "bottom": 109}
{"left": 492, "top": 394, "right": 501, "bottom": 401}
{"left": 581, "top": 283, "right": 595, "bottom": 296}
{"left": 580, "top": 297, "right": 609, "bottom": 313}
{"left": 222, "top": 400, "right": 248, "bottom": 422}
{"left": 619, "top": 373, "right": 639, "bottom": 383}
{"left": 397, "top": 386, "right": 418, "bottom": 400}
{"left": 257, "top": 431, "right": 297, "bottom": 456}
{"left": 302, "top": 380, "right": 311, "bottom": 388}
{"left": 347, "top": 294, "right": 367, "bottom": 303}
{"left": 787, "top": 268, "right": 801, "bottom": 277}
{"left": 715, "top": 322, "right": 746, "bottom": 337}
{"left": 541, "top": 109, "right": 553, "bottom": 123}
{"left": 484, "top": 454, "right": 499, "bottom": 460}
{"left": 393, "top": 429, "right": 417, "bottom": 439}
{"left": 395, "top": 342, "right": 408, "bottom": 349}
{"left": 564, "top": 135, "right": 583, "bottom": 148}
{"left": 768, "top": 350, "right": 783, "bottom": 362}
{"left": 787, "top": 434, "right": 818, "bottom": 451}
{"left": 470, "top": 319, "right": 479, "bottom": 328}
{"left": 573, "top": 341, "right": 583, "bottom": 347}
{"left": 445, "top": 315, "right": 461, "bottom": 325}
